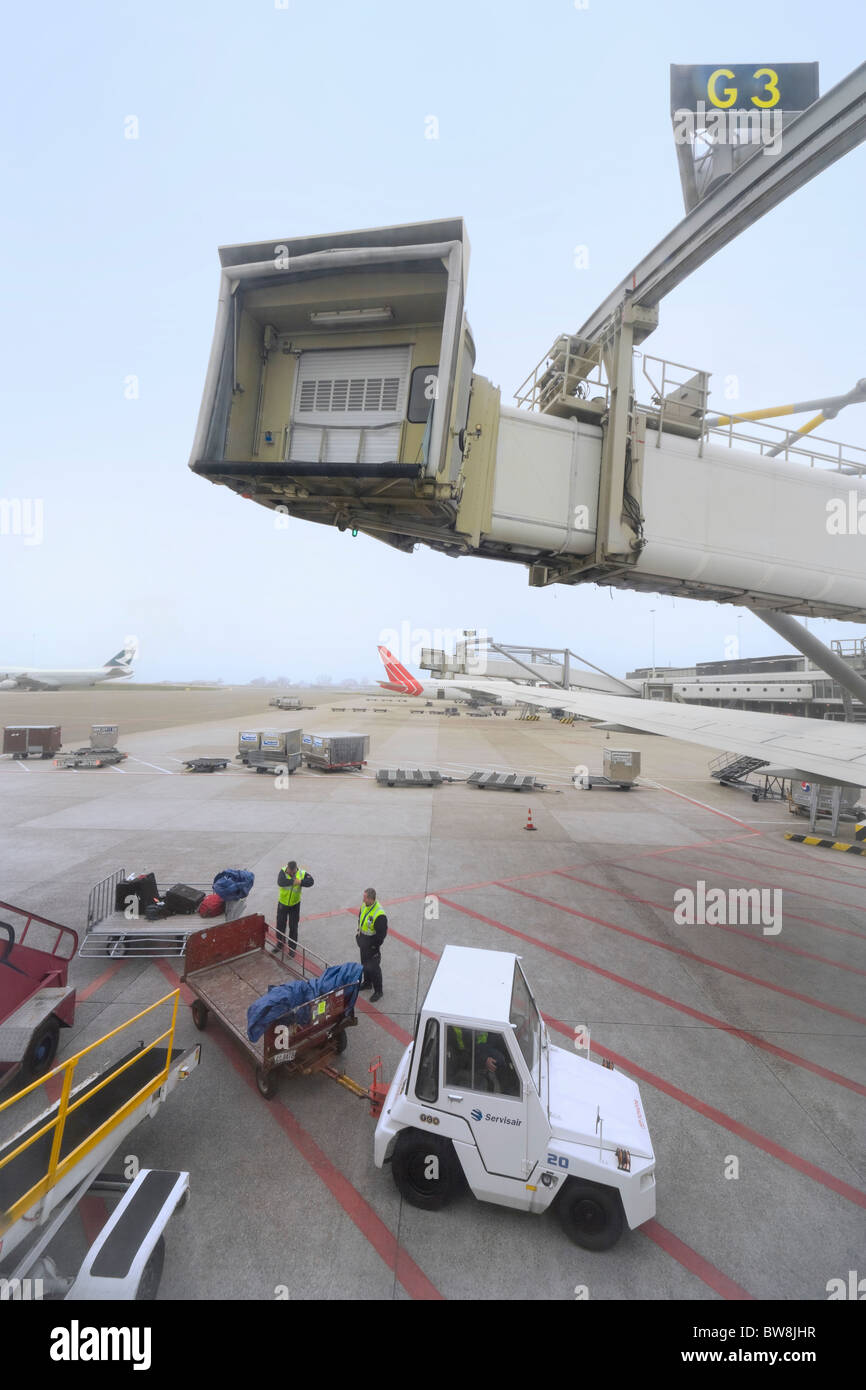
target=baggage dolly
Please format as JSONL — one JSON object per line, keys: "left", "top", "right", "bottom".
{"left": 183, "top": 916, "right": 381, "bottom": 1104}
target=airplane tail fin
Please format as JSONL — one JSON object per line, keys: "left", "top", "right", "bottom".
{"left": 105, "top": 635, "right": 138, "bottom": 669}
{"left": 376, "top": 646, "right": 423, "bottom": 696}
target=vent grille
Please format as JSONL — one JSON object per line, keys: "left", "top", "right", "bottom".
{"left": 298, "top": 375, "right": 401, "bottom": 415}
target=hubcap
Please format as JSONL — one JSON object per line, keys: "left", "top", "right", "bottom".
{"left": 574, "top": 1198, "right": 605, "bottom": 1232}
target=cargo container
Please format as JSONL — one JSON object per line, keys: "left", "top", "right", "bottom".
{"left": 3, "top": 726, "right": 62, "bottom": 760}
{"left": 89, "top": 724, "right": 119, "bottom": 749}
{"left": 603, "top": 748, "right": 641, "bottom": 783}
{"left": 269, "top": 696, "right": 302, "bottom": 710}
{"left": 237, "top": 730, "right": 262, "bottom": 762}
{"left": 302, "top": 732, "right": 369, "bottom": 770}
{"left": 259, "top": 728, "right": 302, "bottom": 757}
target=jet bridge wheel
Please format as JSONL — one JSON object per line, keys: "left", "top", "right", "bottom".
{"left": 135, "top": 1236, "right": 165, "bottom": 1301}
{"left": 557, "top": 1179, "right": 624, "bottom": 1251}
{"left": 392, "top": 1129, "right": 462, "bottom": 1211}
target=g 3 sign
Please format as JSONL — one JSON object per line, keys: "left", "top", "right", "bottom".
{"left": 670, "top": 64, "right": 819, "bottom": 114}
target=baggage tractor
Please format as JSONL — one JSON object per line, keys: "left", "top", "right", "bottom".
{"left": 164, "top": 884, "right": 206, "bottom": 915}
{"left": 114, "top": 873, "right": 159, "bottom": 912}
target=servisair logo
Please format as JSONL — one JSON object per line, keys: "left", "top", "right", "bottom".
{"left": 471, "top": 1108, "right": 521, "bottom": 1127}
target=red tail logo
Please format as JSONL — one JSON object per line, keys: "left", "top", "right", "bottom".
{"left": 377, "top": 646, "right": 424, "bottom": 696}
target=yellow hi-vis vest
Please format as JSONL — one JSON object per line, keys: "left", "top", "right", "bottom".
{"left": 278, "top": 867, "right": 306, "bottom": 908}
{"left": 358, "top": 900, "right": 384, "bottom": 935}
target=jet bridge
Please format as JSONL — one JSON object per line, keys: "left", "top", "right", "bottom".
{"left": 190, "top": 219, "right": 866, "bottom": 621}
{"left": 189, "top": 66, "right": 866, "bottom": 619}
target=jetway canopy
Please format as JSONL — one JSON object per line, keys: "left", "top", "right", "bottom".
{"left": 190, "top": 219, "right": 866, "bottom": 620}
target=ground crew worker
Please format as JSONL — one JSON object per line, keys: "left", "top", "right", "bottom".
{"left": 274, "top": 860, "right": 314, "bottom": 956}
{"left": 355, "top": 887, "right": 387, "bottom": 1002}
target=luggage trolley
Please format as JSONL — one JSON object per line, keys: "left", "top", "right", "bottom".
{"left": 183, "top": 916, "right": 383, "bottom": 1106}
{"left": 79, "top": 869, "right": 244, "bottom": 960}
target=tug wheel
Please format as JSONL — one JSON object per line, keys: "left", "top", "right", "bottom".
{"left": 557, "top": 1180, "right": 624, "bottom": 1251}
{"left": 135, "top": 1236, "right": 165, "bottom": 1300}
{"left": 392, "top": 1130, "right": 461, "bottom": 1211}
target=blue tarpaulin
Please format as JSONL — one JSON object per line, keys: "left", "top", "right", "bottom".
{"left": 213, "top": 868, "right": 254, "bottom": 901}
{"left": 247, "top": 961, "right": 363, "bottom": 1042}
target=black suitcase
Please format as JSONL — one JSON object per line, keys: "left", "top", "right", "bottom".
{"left": 144, "top": 901, "right": 171, "bottom": 921}
{"left": 164, "top": 883, "right": 205, "bottom": 915}
{"left": 115, "top": 872, "right": 159, "bottom": 912}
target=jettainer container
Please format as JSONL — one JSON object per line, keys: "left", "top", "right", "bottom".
{"left": 302, "top": 732, "right": 369, "bottom": 770}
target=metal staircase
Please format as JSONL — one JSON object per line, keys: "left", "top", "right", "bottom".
{"left": 709, "top": 752, "right": 770, "bottom": 784}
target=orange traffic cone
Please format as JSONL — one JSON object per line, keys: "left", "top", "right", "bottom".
{"left": 524, "top": 806, "right": 537, "bottom": 831}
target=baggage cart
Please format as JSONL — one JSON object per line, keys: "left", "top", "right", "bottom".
{"left": 182, "top": 757, "right": 230, "bottom": 773}
{"left": 54, "top": 748, "right": 127, "bottom": 769}
{"left": 0, "top": 900, "right": 78, "bottom": 1094}
{"left": 80, "top": 868, "right": 244, "bottom": 959}
{"left": 246, "top": 750, "right": 302, "bottom": 775}
{"left": 183, "top": 917, "right": 366, "bottom": 1101}
{"left": 3, "top": 725, "right": 62, "bottom": 760}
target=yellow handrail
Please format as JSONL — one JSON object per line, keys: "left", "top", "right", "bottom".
{"left": 0, "top": 990, "right": 179, "bottom": 1233}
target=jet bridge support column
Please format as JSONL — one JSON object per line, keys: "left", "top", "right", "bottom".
{"left": 756, "top": 608, "right": 866, "bottom": 710}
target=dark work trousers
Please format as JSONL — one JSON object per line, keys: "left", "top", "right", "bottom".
{"left": 276, "top": 902, "right": 301, "bottom": 954}
{"left": 360, "top": 947, "right": 383, "bottom": 994}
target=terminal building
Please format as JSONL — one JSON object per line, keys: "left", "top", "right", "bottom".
{"left": 627, "top": 638, "right": 866, "bottom": 720}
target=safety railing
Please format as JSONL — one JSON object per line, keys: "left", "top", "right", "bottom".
{"left": 87, "top": 868, "right": 126, "bottom": 931}
{"left": 0, "top": 989, "right": 180, "bottom": 1233}
{"left": 516, "top": 342, "right": 866, "bottom": 476}
{"left": 0, "top": 900, "right": 78, "bottom": 960}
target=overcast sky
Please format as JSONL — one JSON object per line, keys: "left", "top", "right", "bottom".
{"left": 2, "top": 1, "right": 865, "bottom": 683}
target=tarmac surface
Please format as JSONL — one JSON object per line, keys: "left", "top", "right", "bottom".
{"left": 1, "top": 687, "right": 864, "bottom": 1301}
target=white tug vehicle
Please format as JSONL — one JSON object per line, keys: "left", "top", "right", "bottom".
{"left": 374, "top": 946, "right": 655, "bottom": 1249}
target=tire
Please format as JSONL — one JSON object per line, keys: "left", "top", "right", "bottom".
{"left": 335, "top": 1028, "right": 348, "bottom": 1055}
{"left": 191, "top": 1000, "right": 209, "bottom": 1031}
{"left": 557, "top": 1180, "right": 624, "bottom": 1251}
{"left": 752, "top": 793, "right": 760, "bottom": 802}
{"left": 391, "top": 1129, "right": 461, "bottom": 1211}
{"left": 24, "top": 1017, "right": 60, "bottom": 1075}
{"left": 256, "top": 1065, "right": 277, "bottom": 1100}
{"left": 135, "top": 1235, "right": 165, "bottom": 1301}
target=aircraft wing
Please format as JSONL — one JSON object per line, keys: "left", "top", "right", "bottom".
{"left": 451, "top": 680, "right": 866, "bottom": 789}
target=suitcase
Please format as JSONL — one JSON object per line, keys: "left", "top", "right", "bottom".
{"left": 198, "top": 893, "right": 224, "bottom": 918}
{"left": 144, "top": 901, "right": 171, "bottom": 921}
{"left": 115, "top": 872, "right": 159, "bottom": 912}
{"left": 164, "top": 883, "right": 206, "bottom": 915}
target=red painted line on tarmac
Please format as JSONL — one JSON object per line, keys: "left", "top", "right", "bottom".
{"left": 499, "top": 882, "right": 866, "bottom": 1025}
{"left": 437, "top": 898, "right": 866, "bottom": 1098}
{"left": 77, "top": 961, "right": 127, "bottom": 1001}
{"left": 154, "top": 962, "right": 442, "bottom": 1301}
{"left": 666, "top": 852, "right": 866, "bottom": 931}
{"left": 357, "top": 997, "right": 413, "bottom": 1044}
{"left": 629, "top": 832, "right": 760, "bottom": 860}
{"left": 640, "top": 1220, "right": 753, "bottom": 1300}
{"left": 620, "top": 859, "right": 866, "bottom": 942}
{"left": 694, "top": 841, "right": 866, "bottom": 899}
{"left": 554, "top": 871, "right": 866, "bottom": 979}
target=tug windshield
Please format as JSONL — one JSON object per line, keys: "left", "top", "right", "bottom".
{"left": 510, "top": 963, "right": 541, "bottom": 1091}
